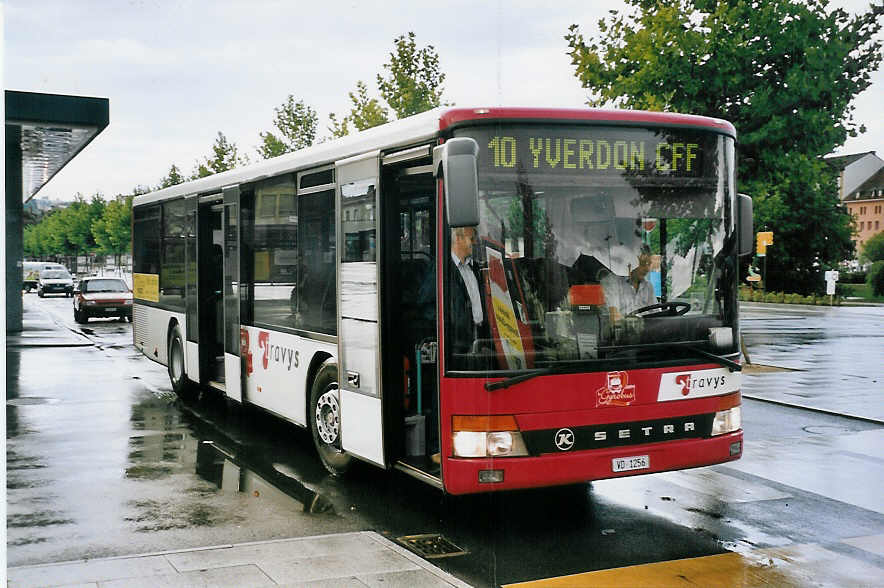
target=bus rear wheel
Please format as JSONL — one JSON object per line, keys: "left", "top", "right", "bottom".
{"left": 168, "top": 326, "right": 197, "bottom": 401}
{"left": 310, "top": 361, "right": 352, "bottom": 476}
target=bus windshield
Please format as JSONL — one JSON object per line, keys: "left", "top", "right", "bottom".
{"left": 447, "top": 123, "right": 736, "bottom": 372}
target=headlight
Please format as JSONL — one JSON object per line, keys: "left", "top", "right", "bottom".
{"left": 451, "top": 415, "right": 530, "bottom": 458}
{"left": 86, "top": 300, "right": 98, "bottom": 305}
{"left": 125, "top": 299, "right": 133, "bottom": 305}
{"left": 711, "top": 406, "right": 741, "bottom": 436}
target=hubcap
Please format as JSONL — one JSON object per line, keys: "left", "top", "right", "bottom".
{"left": 315, "top": 387, "right": 340, "bottom": 445}
{"left": 171, "top": 341, "right": 184, "bottom": 381}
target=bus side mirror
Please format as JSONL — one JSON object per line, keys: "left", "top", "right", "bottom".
{"left": 738, "top": 193, "right": 753, "bottom": 257}
{"left": 433, "top": 137, "right": 479, "bottom": 227}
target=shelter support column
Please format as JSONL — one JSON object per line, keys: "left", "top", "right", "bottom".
{"left": 6, "top": 124, "right": 23, "bottom": 332}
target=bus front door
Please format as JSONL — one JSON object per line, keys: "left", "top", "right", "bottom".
{"left": 336, "top": 152, "right": 385, "bottom": 467}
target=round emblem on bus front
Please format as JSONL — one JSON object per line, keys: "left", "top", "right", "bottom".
{"left": 555, "top": 428, "right": 575, "bottom": 451}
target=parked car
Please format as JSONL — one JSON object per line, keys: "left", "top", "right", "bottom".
{"left": 37, "top": 268, "right": 75, "bottom": 297}
{"left": 73, "top": 277, "right": 133, "bottom": 323}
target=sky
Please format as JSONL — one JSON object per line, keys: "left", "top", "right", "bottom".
{"left": 5, "top": 0, "right": 883, "bottom": 201}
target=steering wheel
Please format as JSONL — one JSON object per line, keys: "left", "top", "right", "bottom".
{"left": 628, "top": 301, "right": 691, "bottom": 317}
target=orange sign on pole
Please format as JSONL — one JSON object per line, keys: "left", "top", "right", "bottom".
{"left": 756, "top": 231, "right": 773, "bottom": 256}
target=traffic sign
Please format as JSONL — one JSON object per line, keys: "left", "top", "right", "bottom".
{"left": 756, "top": 231, "right": 773, "bottom": 256}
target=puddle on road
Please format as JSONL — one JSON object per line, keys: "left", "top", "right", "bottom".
{"left": 125, "top": 396, "right": 336, "bottom": 518}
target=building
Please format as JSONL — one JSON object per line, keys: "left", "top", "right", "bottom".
{"left": 844, "top": 167, "right": 884, "bottom": 254}
{"left": 826, "top": 151, "right": 884, "bottom": 201}
{"left": 825, "top": 151, "right": 884, "bottom": 257}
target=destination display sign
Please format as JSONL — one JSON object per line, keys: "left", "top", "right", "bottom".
{"left": 458, "top": 125, "right": 718, "bottom": 179}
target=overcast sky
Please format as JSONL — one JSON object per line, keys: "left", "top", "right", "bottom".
{"left": 5, "top": 0, "right": 883, "bottom": 201}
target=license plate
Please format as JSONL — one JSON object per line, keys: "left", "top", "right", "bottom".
{"left": 612, "top": 455, "right": 650, "bottom": 472}
{"left": 104, "top": 307, "right": 116, "bottom": 311}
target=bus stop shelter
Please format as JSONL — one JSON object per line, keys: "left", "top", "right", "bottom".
{"left": 5, "top": 90, "right": 109, "bottom": 332}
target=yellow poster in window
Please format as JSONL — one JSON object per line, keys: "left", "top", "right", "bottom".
{"left": 133, "top": 273, "right": 159, "bottom": 303}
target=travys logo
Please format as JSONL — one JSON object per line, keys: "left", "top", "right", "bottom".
{"left": 658, "top": 367, "right": 739, "bottom": 402}
{"left": 675, "top": 373, "right": 729, "bottom": 396}
{"left": 596, "top": 371, "right": 636, "bottom": 407}
{"left": 257, "top": 331, "right": 300, "bottom": 371}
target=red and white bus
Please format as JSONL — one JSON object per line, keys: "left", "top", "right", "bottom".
{"left": 132, "top": 107, "right": 751, "bottom": 495}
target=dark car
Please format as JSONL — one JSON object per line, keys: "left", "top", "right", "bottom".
{"left": 73, "top": 277, "right": 133, "bottom": 323}
{"left": 37, "top": 269, "right": 74, "bottom": 297}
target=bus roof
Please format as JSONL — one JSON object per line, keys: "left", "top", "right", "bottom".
{"left": 135, "top": 106, "right": 735, "bottom": 207}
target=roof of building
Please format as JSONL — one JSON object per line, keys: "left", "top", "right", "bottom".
{"left": 845, "top": 167, "right": 884, "bottom": 201}
{"left": 824, "top": 151, "right": 878, "bottom": 170}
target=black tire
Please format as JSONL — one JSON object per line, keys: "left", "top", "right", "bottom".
{"left": 37, "top": 290, "right": 44, "bottom": 298}
{"left": 74, "top": 308, "right": 88, "bottom": 323}
{"left": 309, "top": 361, "right": 352, "bottom": 476}
{"left": 168, "top": 325, "right": 197, "bottom": 400}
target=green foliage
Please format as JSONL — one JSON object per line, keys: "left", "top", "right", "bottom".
{"left": 327, "top": 112, "right": 350, "bottom": 139}
{"left": 377, "top": 32, "right": 447, "bottom": 119}
{"left": 331, "top": 80, "right": 391, "bottom": 135}
{"left": 861, "top": 231, "right": 884, "bottom": 263}
{"left": 868, "top": 261, "right": 884, "bottom": 297}
{"left": 191, "top": 131, "right": 247, "bottom": 178}
{"left": 158, "top": 164, "right": 185, "bottom": 189}
{"left": 257, "top": 131, "right": 288, "bottom": 159}
{"left": 92, "top": 195, "right": 132, "bottom": 256}
{"left": 349, "top": 80, "right": 391, "bottom": 131}
{"left": 258, "top": 96, "right": 318, "bottom": 158}
{"left": 566, "top": 0, "right": 882, "bottom": 294}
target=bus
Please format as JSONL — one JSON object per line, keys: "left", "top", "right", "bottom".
{"left": 132, "top": 107, "right": 752, "bottom": 495}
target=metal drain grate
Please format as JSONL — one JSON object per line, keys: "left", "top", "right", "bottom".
{"left": 396, "top": 533, "right": 468, "bottom": 559}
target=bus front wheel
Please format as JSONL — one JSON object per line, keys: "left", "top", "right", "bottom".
{"left": 310, "top": 361, "right": 352, "bottom": 477}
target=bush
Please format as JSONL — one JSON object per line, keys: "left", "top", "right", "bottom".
{"left": 868, "top": 261, "right": 884, "bottom": 297}
{"left": 839, "top": 271, "right": 867, "bottom": 284}
{"left": 776, "top": 291, "right": 785, "bottom": 303}
{"left": 752, "top": 290, "right": 764, "bottom": 302}
{"left": 861, "top": 231, "right": 884, "bottom": 263}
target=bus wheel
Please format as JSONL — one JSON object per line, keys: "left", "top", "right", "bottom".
{"left": 310, "top": 361, "right": 351, "bottom": 476}
{"left": 168, "top": 326, "right": 197, "bottom": 400}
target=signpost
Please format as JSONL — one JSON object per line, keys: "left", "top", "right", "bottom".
{"left": 825, "top": 270, "right": 839, "bottom": 304}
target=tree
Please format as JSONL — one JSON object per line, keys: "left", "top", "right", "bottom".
{"left": 191, "top": 131, "right": 247, "bottom": 178}
{"left": 258, "top": 96, "right": 318, "bottom": 158}
{"left": 93, "top": 195, "right": 133, "bottom": 265}
{"left": 566, "top": 0, "right": 883, "bottom": 294}
{"left": 158, "top": 164, "right": 185, "bottom": 189}
{"left": 860, "top": 231, "right": 884, "bottom": 263}
{"left": 327, "top": 112, "right": 351, "bottom": 139}
{"left": 377, "top": 31, "right": 447, "bottom": 118}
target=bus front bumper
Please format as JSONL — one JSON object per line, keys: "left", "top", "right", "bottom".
{"left": 442, "top": 431, "right": 742, "bottom": 495}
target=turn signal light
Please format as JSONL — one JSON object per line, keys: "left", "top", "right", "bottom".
{"left": 451, "top": 414, "right": 529, "bottom": 458}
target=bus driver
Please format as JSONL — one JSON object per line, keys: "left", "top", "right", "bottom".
{"left": 601, "top": 246, "right": 656, "bottom": 321}
{"left": 448, "top": 226, "right": 488, "bottom": 360}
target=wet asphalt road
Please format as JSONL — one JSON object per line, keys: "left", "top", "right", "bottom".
{"left": 7, "top": 294, "right": 884, "bottom": 587}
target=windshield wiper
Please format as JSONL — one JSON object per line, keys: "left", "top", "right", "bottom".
{"left": 484, "top": 368, "right": 551, "bottom": 391}
{"left": 484, "top": 358, "right": 611, "bottom": 391}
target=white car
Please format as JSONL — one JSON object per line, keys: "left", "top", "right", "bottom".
{"left": 37, "top": 269, "right": 74, "bottom": 297}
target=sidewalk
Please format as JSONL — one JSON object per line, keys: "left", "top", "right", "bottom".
{"left": 6, "top": 301, "right": 93, "bottom": 349}
{"left": 6, "top": 302, "right": 469, "bottom": 588}
{"left": 7, "top": 532, "right": 471, "bottom": 587}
